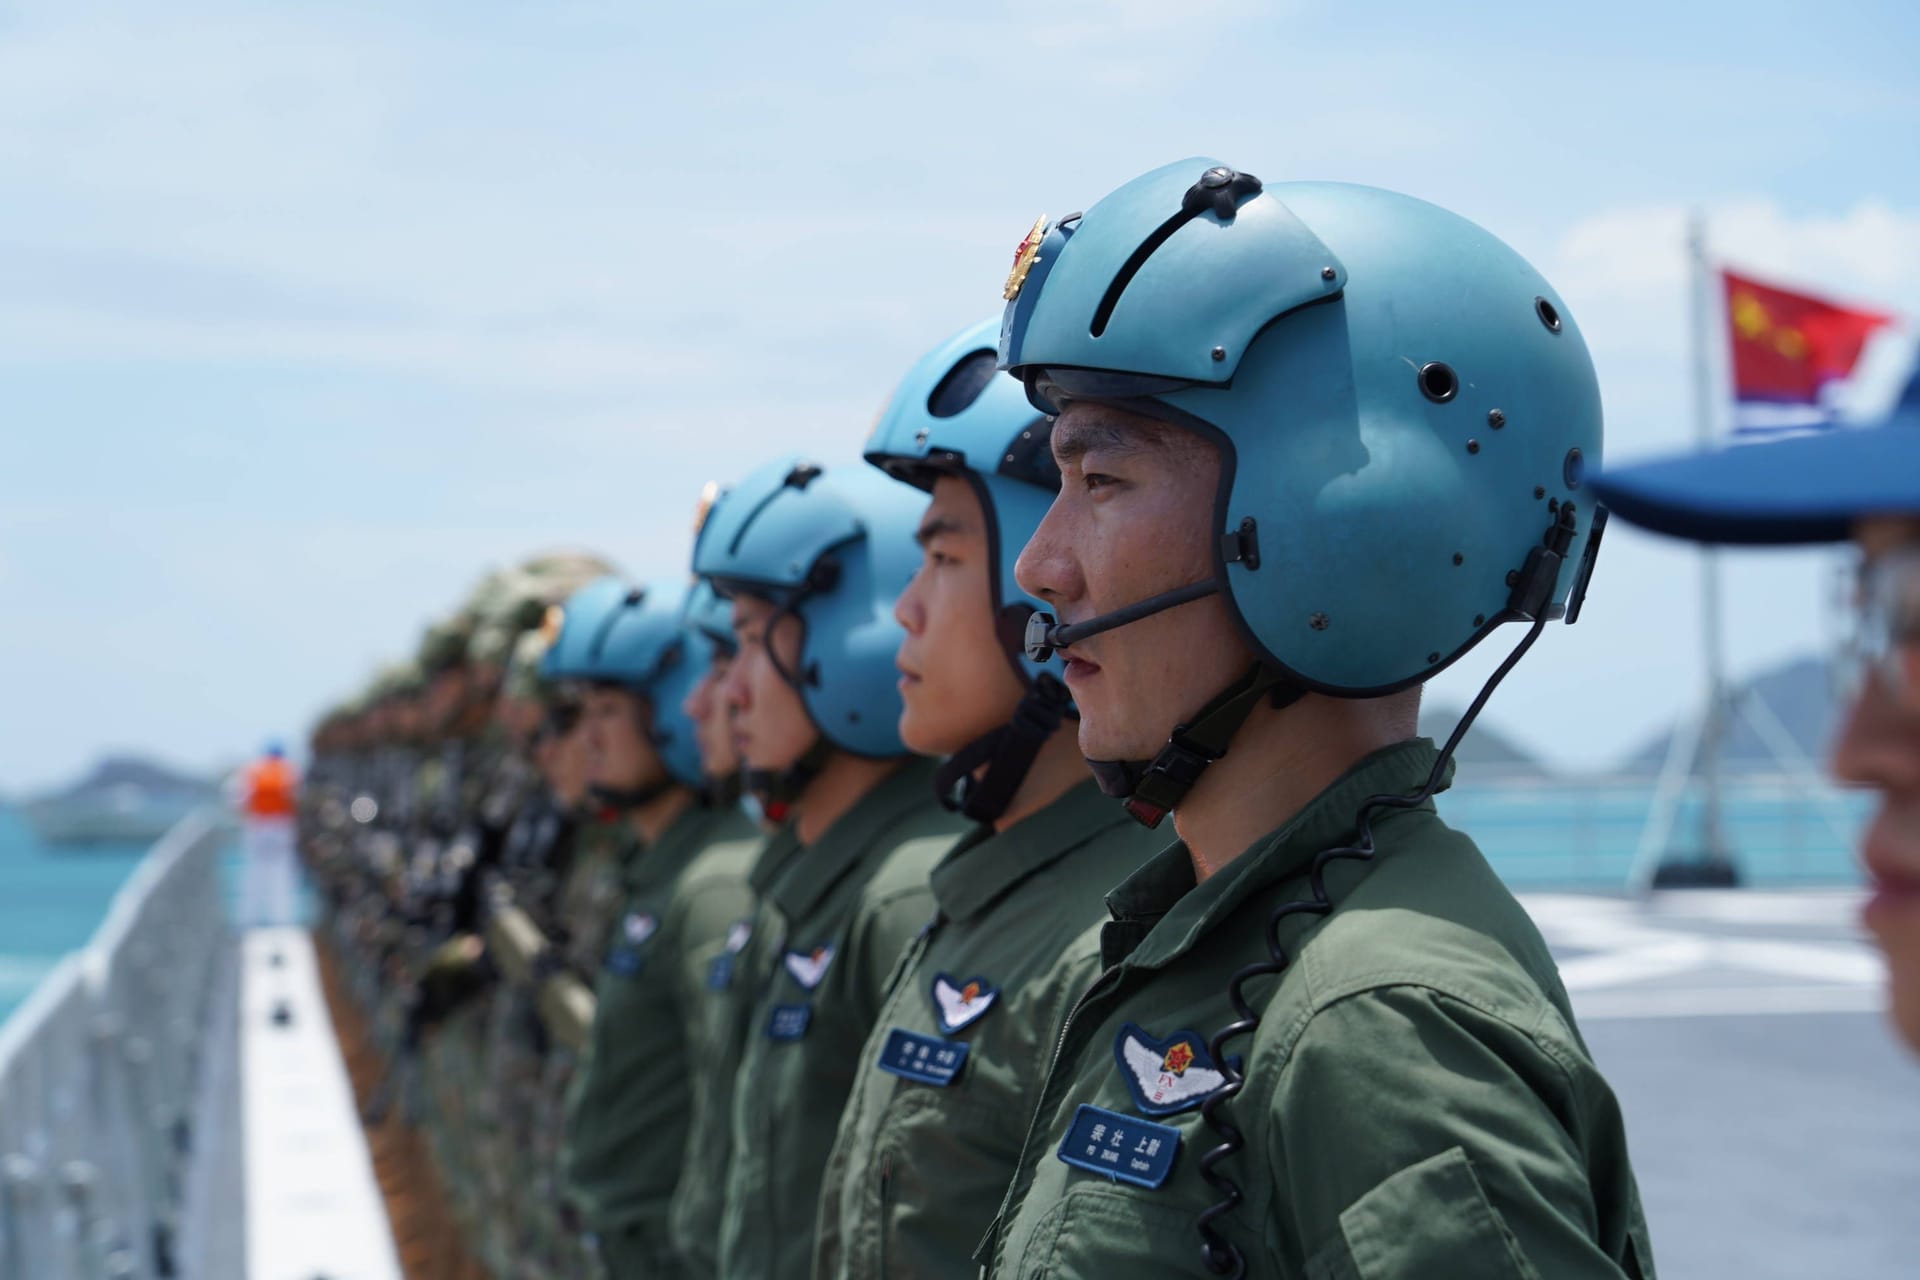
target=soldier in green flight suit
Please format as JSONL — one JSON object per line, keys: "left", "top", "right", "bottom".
{"left": 664, "top": 578, "right": 784, "bottom": 1280}
{"left": 973, "top": 162, "right": 1654, "bottom": 1278}
{"left": 560, "top": 580, "right": 763, "bottom": 1278}
{"left": 693, "top": 455, "right": 967, "bottom": 1280}
{"left": 813, "top": 318, "right": 1167, "bottom": 1279}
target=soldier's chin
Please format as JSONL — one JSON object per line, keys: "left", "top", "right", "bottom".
{"left": 1073, "top": 718, "right": 1165, "bottom": 766}
{"left": 900, "top": 704, "right": 1003, "bottom": 761}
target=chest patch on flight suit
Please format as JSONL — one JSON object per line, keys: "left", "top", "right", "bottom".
{"left": 766, "top": 1003, "right": 813, "bottom": 1040}
{"left": 875, "top": 1027, "right": 970, "bottom": 1087}
{"left": 1114, "top": 1024, "right": 1229, "bottom": 1116}
{"left": 707, "top": 917, "right": 753, "bottom": 990}
{"left": 602, "top": 912, "right": 659, "bottom": 977}
{"left": 929, "top": 973, "right": 999, "bottom": 1033}
{"left": 783, "top": 944, "right": 835, "bottom": 990}
{"left": 1057, "top": 1104, "right": 1180, "bottom": 1190}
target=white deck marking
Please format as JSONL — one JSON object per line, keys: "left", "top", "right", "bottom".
{"left": 1570, "top": 984, "right": 1887, "bottom": 1020}
{"left": 1517, "top": 891, "right": 1886, "bottom": 1020}
{"left": 241, "top": 927, "right": 401, "bottom": 1280}
{"left": 1556, "top": 939, "right": 1715, "bottom": 991}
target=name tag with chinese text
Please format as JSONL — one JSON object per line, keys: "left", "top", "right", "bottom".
{"left": 1056, "top": 1104, "right": 1179, "bottom": 1190}
{"left": 875, "top": 1026, "right": 969, "bottom": 1087}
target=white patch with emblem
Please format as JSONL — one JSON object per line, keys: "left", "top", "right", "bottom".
{"left": 783, "top": 944, "right": 835, "bottom": 990}
{"left": 930, "top": 974, "right": 999, "bottom": 1033}
{"left": 1116, "top": 1024, "right": 1228, "bottom": 1116}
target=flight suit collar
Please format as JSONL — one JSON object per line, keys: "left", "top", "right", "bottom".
{"left": 1101, "top": 738, "right": 1450, "bottom": 971}
{"left": 768, "top": 757, "right": 940, "bottom": 922}
{"left": 624, "top": 800, "right": 741, "bottom": 894}
{"left": 929, "top": 779, "right": 1139, "bottom": 924}
{"left": 748, "top": 823, "right": 802, "bottom": 896}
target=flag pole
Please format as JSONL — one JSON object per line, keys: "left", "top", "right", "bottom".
{"left": 1656, "top": 210, "right": 1740, "bottom": 887}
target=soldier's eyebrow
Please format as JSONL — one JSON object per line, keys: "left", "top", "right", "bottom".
{"left": 913, "top": 515, "right": 968, "bottom": 548}
{"left": 1050, "top": 417, "right": 1155, "bottom": 468}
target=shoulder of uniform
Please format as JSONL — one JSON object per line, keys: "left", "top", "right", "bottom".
{"left": 1263, "top": 823, "right": 1576, "bottom": 1047}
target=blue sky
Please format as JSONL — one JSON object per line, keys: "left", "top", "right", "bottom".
{"left": 2, "top": 0, "right": 1918, "bottom": 790}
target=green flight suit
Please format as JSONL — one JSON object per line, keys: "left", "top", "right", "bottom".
{"left": 716, "top": 758, "right": 966, "bottom": 1280}
{"left": 562, "top": 800, "right": 760, "bottom": 1274}
{"left": 979, "top": 740, "right": 1656, "bottom": 1279}
{"left": 814, "top": 779, "right": 1168, "bottom": 1280}
{"left": 666, "top": 816, "right": 797, "bottom": 1279}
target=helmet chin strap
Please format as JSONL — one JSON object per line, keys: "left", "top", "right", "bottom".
{"left": 932, "top": 675, "right": 1072, "bottom": 825}
{"left": 744, "top": 735, "right": 836, "bottom": 824}
{"left": 1022, "top": 575, "right": 1299, "bottom": 828}
{"left": 589, "top": 776, "right": 678, "bottom": 815}
{"left": 705, "top": 770, "right": 744, "bottom": 810}
{"left": 1088, "top": 664, "right": 1305, "bottom": 829}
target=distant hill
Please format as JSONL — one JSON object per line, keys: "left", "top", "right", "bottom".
{"left": 27, "top": 755, "right": 221, "bottom": 803}
{"left": 16, "top": 754, "right": 222, "bottom": 848}
{"left": 1419, "top": 705, "right": 1553, "bottom": 780}
{"left": 1620, "top": 654, "right": 1837, "bottom": 776}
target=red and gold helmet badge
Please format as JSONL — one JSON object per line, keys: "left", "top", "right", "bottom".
{"left": 1003, "top": 215, "right": 1050, "bottom": 301}
{"left": 691, "top": 480, "right": 720, "bottom": 541}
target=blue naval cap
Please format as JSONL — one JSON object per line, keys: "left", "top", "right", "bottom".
{"left": 1593, "top": 369, "right": 1920, "bottom": 545}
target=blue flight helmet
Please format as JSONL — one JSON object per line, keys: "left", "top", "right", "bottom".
{"left": 684, "top": 577, "right": 737, "bottom": 655}
{"left": 1001, "top": 160, "right": 1605, "bottom": 825}
{"left": 540, "top": 576, "right": 633, "bottom": 682}
{"left": 692, "top": 455, "right": 923, "bottom": 806}
{"left": 864, "top": 316, "right": 1069, "bottom": 822}
{"left": 573, "top": 581, "right": 711, "bottom": 794}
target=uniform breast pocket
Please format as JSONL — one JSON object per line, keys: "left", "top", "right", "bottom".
{"left": 1305, "top": 1146, "right": 1541, "bottom": 1280}
{"left": 1017, "top": 1187, "right": 1213, "bottom": 1280}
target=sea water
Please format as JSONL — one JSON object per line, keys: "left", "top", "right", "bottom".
{"left": 0, "top": 776, "right": 1870, "bottom": 1027}
{"left": 0, "top": 805, "right": 245, "bottom": 1024}
{"left": 0, "top": 805, "right": 151, "bottom": 1023}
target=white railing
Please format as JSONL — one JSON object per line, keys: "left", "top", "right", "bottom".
{"left": 0, "top": 811, "right": 229, "bottom": 1280}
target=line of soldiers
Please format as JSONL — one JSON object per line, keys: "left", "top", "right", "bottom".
{"left": 294, "top": 159, "right": 1681, "bottom": 1279}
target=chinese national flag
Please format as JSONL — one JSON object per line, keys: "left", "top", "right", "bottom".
{"left": 1723, "top": 269, "right": 1893, "bottom": 405}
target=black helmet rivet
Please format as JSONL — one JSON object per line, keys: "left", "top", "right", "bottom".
{"left": 1533, "top": 485, "right": 1546, "bottom": 500}
{"left": 1309, "top": 612, "right": 1330, "bottom": 631}
{"left": 1418, "top": 362, "right": 1458, "bottom": 404}
{"left": 1535, "top": 296, "right": 1563, "bottom": 333}
{"left": 1466, "top": 439, "right": 1481, "bottom": 455}
{"left": 1451, "top": 553, "right": 1464, "bottom": 566}
{"left": 1473, "top": 614, "right": 1486, "bottom": 627}
{"left": 1321, "top": 265, "right": 1337, "bottom": 281}
{"left": 1564, "top": 447, "right": 1585, "bottom": 489}
{"left": 1505, "top": 569, "right": 1520, "bottom": 587}
{"left": 1488, "top": 409, "right": 1506, "bottom": 429}
{"left": 1201, "top": 166, "right": 1233, "bottom": 189}
{"left": 1211, "top": 346, "right": 1226, "bottom": 362}
{"left": 1427, "top": 651, "right": 1441, "bottom": 665}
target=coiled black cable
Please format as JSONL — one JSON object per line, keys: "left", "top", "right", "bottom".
{"left": 1192, "top": 612, "right": 1552, "bottom": 1276}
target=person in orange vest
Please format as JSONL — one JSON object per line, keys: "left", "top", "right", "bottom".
{"left": 237, "top": 742, "right": 301, "bottom": 927}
